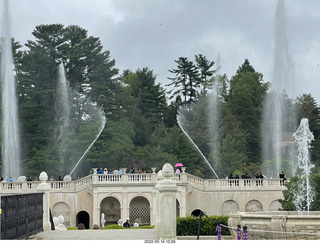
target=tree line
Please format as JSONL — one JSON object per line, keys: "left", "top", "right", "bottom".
{"left": 1, "top": 24, "right": 320, "bottom": 181}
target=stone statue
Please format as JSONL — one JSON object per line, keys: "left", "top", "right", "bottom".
{"left": 101, "top": 213, "right": 106, "bottom": 227}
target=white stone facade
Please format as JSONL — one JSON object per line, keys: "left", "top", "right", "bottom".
{"left": 0, "top": 167, "right": 286, "bottom": 229}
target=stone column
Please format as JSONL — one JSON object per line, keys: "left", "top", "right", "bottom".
{"left": 37, "top": 172, "right": 51, "bottom": 231}
{"left": 156, "top": 163, "right": 177, "bottom": 240}
{"left": 122, "top": 192, "right": 128, "bottom": 220}
{"left": 181, "top": 191, "right": 187, "bottom": 217}
{"left": 92, "top": 192, "right": 99, "bottom": 228}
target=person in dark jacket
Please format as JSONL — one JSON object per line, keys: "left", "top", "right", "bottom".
{"left": 123, "top": 218, "right": 130, "bottom": 228}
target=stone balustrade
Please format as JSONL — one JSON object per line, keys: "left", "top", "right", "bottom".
{"left": 0, "top": 172, "right": 287, "bottom": 194}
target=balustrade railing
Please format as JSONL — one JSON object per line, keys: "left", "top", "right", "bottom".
{"left": 127, "top": 173, "right": 152, "bottom": 182}
{"left": 0, "top": 173, "right": 287, "bottom": 193}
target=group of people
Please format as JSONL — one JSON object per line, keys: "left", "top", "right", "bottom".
{"left": 227, "top": 171, "right": 287, "bottom": 186}
{"left": 118, "top": 218, "right": 140, "bottom": 228}
{"left": 90, "top": 167, "right": 148, "bottom": 175}
{"left": 227, "top": 172, "right": 265, "bottom": 186}
{"left": 1, "top": 176, "right": 34, "bottom": 182}
{"left": 228, "top": 172, "right": 264, "bottom": 180}
{"left": 279, "top": 171, "right": 287, "bottom": 185}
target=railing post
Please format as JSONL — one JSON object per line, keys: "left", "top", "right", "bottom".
{"left": 180, "top": 171, "right": 187, "bottom": 182}
{"left": 151, "top": 168, "right": 157, "bottom": 183}
{"left": 92, "top": 173, "right": 98, "bottom": 184}
{"left": 37, "top": 172, "right": 51, "bottom": 231}
{"left": 156, "top": 164, "right": 177, "bottom": 240}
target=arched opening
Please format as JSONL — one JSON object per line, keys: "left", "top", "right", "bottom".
{"left": 176, "top": 199, "right": 180, "bottom": 217}
{"left": 191, "top": 209, "right": 204, "bottom": 217}
{"left": 52, "top": 202, "right": 70, "bottom": 227}
{"left": 245, "top": 200, "right": 263, "bottom": 212}
{"left": 269, "top": 200, "right": 282, "bottom": 211}
{"left": 221, "top": 200, "right": 239, "bottom": 215}
{"left": 129, "top": 196, "right": 150, "bottom": 226}
{"left": 76, "top": 211, "right": 90, "bottom": 229}
{"left": 100, "top": 197, "right": 121, "bottom": 227}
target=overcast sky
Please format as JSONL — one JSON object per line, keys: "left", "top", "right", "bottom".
{"left": 5, "top": 0, "right": 320, "bottom": 102}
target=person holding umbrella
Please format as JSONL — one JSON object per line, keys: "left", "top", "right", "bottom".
{"left": 175, "top": 162, "right": 183, "bottom": 174}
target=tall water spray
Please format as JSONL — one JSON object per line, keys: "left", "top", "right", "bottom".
{"left": 55, "top": 60, "right": 71, "bottom": 172}
{"left": 261, "top": 0, "right": 295, "bottom": 177}
{"left": 1, "top": 0, "right": 21, "bottom": 180}
{"left": 208, "top": 53, "right": 221, "bottom": 172}
{"left": 177, "top": 106, "right": 219, "bottom": 178}
{"left": 292, "top": 118, "right": 314, "bottom": 212}
{"left": 69, "top": 112, "right": 106, "bottom": 176}
{"left": 54, "top": 60, "right": 106, "bottom": 177}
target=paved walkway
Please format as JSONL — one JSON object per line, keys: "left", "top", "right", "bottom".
{"left": 26, "top": 229, "right": 232, "bottom": 240}
{"left": 27, "top": 229, "right": 158, "bottom": 240}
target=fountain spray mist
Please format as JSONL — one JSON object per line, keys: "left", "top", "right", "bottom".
{"left": 261, "top": 0, "right": 296, "bottom": 177}
{"left": 55, "top": 60, "right": 71, "bottom": 172}
{"left": 177, "top": 108, "right": 219, "bottom": 179}
{"left": 208, "top": 53, "right": 221, "bottom": 172}
{"left": 1, "top": 0, "right": 21, "bottom": 180}
{"left": 292, "top": 118, "right": 314, "bottom": 212}
{"left": 69, "top": 112, "right": 106, "bottom": 176}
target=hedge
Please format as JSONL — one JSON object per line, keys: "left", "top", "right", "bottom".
{"left": 102, "top": 224, "right": 155, "bottom": 229}
{"left": 176, "top": 215, "right": 230, "bottom": 236}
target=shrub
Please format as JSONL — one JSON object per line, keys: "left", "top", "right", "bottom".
{"left": 102, "top": 224, "right": 125, "bottom": 229}
{"left": 67, "top": 227, "right": 78, "bottom": 230}
{"left": 92, "top": 224, "right": 100, "bottom": 229}
{"left": 77, "top": 223, "right": 86, "bottom": 230}
{"left": 102, "top": 224, "right": 155, "bottom": 229}
{"left": 176, "top": 215, "right": 230, "bottom": 236}
{"left": 132, "top": 225, "right": 155, "bottom": 229}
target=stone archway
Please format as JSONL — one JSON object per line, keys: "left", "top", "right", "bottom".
{"left": 176, "top": 199, "right": 180, "bottom": 217}
{"left": 76, "top": 211, "right": 90, "bottom": 229}
{"left": 52, "top": 202, "right": 70, "bottom": 227}
{"left": 221, "top": 200, "right": 239, "bottom": 215}
{"left": 100, "top": 197, "right": 121, "bottom": 226}
{"left": 129, "top": 196, "right": 150, "bottom": 226}
{"left": 245, "top": 200, "right": 263, "bottom": 212}
{"left": 269, "top": 200, "right": 282, "bottom": 211}
{"left": 191, "top": 209, "right": 204, "bottom": 217}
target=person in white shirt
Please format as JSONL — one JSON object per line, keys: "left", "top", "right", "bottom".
{"left": 133, "top": 219, "right": 139, "bottom": 227}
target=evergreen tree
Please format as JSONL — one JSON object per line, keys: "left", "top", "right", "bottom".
{"left": 194, "top": 54, "right": 216, "bottom": 96}
{"left": 225, "top": 59, "right": 269, "bottom": 165}
{"left": 14, "top": 24, "right": 119, "bottom": 176}
{"left": 167, "top": 57, "right": 200, "bottom": 105}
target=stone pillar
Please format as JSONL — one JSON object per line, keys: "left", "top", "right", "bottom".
{"left": 122, "top": 192, "right": 128, "bottom": 220}
{"left": 151, "top": 191, "right": 157, "bottom": 225}
{"left": 92, "top": 192, "right": 99, "bottom": 228}
{"left": 181, "top": 191, "right": 187, "bottom": 217}
{"left": 156, "top": 163, "right": 177, "bottom": 240}
{"left": 37, "top": 172, "right": 51, "bottom": 231}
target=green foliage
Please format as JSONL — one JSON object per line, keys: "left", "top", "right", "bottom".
{"left": 176, "top": 215, "right": 230, "bottom": 236}
{"left": 132, "top": 225, "right": 155, "bottom": 229}
{"left": 102, "top": 224, "right": 125, "bottom": 229}
{"left": 279, "top": 173, "right": 320, "bottom": 211}
{"left": 101, "top": 224, "right": 154, "bottom": 229}
{"left": 67, "top": 227, "right": 78, "bottom": 230}
{"left": 296, "top": 94, "right": 320, "bottom": 165}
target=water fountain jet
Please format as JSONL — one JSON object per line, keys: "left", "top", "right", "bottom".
{"left": 292, "top": 118, "right": 314, "bottom": 212}
{"left": 1, "top": 0, "right": 21, "bottom": 180}
{"left": 177, "top": 106, "right": 219, "bottom": 179}
{"left": 261, "top": 0, "right": 296, "bottom": 178}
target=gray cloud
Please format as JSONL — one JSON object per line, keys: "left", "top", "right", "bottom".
{"left": 5, "top": 0, "right": 320, "bottom": 102}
